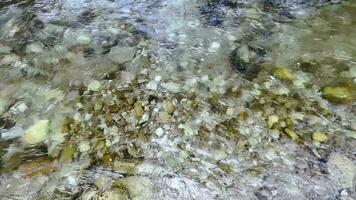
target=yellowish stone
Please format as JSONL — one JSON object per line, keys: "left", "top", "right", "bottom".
{"left": 284, "top": 128, "right": 299, "bottom": 141}
{"left": 23, "top": 120, "right": 49, "bottom": 144}
{"left": 323, "top": 86, "right": 353, "bottom": 103}
{"left": 163, "top": 100, "right": 175, "bottom": 114}
{"left": 275, "top": 68, "right": 294, "bottom": 81}
{"left": 134, "top": 102, "right": 144, "bottom": 117}
{"left": 268, "top": 115, "right": 279, "bottom": 128}
{"left": 312, "top": 131, "right": 328, "bottom": 142}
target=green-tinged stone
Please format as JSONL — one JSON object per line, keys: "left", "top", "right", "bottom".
{"left": 163, "top": 100, "right": 175, "bottom": 114}
{"left": 134, "top": 102, "right": 144, "bottom": 117}
{"left": 275, "top": 68, "right": 294, "bottom": 81}
{"left": 283, "top": 128, "right": 300, "bottom": 141}
{"left": 322, "top": 86, "right": 353, "bottom": 103}
{"left": 312, "top": 131, "right": 328, "bottom": 142}
{"left": 59, "top": 146, "right": 75, "bottom": 162}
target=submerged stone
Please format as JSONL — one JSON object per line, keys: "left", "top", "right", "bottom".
{"left": 88, "top": 80, "right": 101, "bottom": 91}
{"left": 134, "top": 102, "right": 144, "bottom": 117}
{"left": 108, "top": 46, "right": 136, "bottom": 64}
{"left": 312, "top": 131, "right": 328, "bottom": 142}
{"left": 22, "top": 120, "right": 49, "bottom": 144}
{"left": 322, "top": 86, "right": 353, "bottom": 103}
{"left": 283, "top": 128, "right": 299, "bottom": 141}
{"left": 275, "top": 67, "right": 293, "bottom": 81}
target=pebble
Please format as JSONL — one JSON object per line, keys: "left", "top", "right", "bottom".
{"left": 26, "top": 43, "right": 44, "bottom": 54}
{"left": 268, "top": 115, "right": 279, "bottom": 128}
{"left": 77, "top": 34, "right": 91, "bottom": 45}
{"left": 134, "top": 102, "right": 144, "bottom": 117}
{"left": 163, "top": 100, "right": 174, "bottom": 114}
{"left": 275, "top": 68, "right": 294, "bottom": 81}
{"left": 146, "top": 81, "right": 158, "bottom": 91}
{"left": 108, "top": 46, "right": 136, "bottom": 64}
{"left": 283, "top": 128, "right": 299, "bottom": 141}
{"left": 155, "top": 127, "right": 164, "bottom": 137}
{"left": 312, "top": 131, "right": 328, "bottom": 142}
{"left": 23, "top": 120, "right": 49, "bottom": 144}
{"left": 322, "top": 86, "right": 353, "bottom": 103}
{"left": 88, "top": 80, "right": 101, "bottom": 91}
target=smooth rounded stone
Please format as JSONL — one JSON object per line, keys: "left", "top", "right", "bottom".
{"left": 312, "top": 131, "right": 328, "bottom": 142}
{"left": 322, "top": 86, "right": 353, "bottom": 103}
{"left": 87, "top": 80, "right": 101, "bottom": 91}
{"left": 108, "top": 46, "right": 136, "bottom": 64}
{"left": 26, "top": 43, "right": 44, "bottom": 54}
{"left": 275, "top": 68, "right": 294, "bottom": 81}
{"left": 77, "top": 34, "right": 92, "bottom": 45}
{"left": 22, "top": 120, "right": 49, "bottom": 144}
{"left": 328, "top": 153, "right": 356, "bottom": 188}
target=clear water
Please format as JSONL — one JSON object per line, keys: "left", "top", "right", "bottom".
{"left": 0, "top": 0, "right": 355, "bottom": 199}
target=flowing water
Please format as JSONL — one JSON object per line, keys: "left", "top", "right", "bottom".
{"left": 0, "top": 0, "right": 355, "bottom": 199}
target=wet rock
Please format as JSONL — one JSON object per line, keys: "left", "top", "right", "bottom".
{"left": 322, "top": 86, "right": 353, "bottom": 103}
{"left": 163, "top": 100, "right": 174, "bottom": 114}
{"left": 108, "top": 46, "right": 136, "bottom": 64}
{"left": 155, "top": 127, "right": 164, "bottom": 137}
{"left": 77, "top": 34, "right": 91, "bottom": 45}
{"left": 134, "top": 102, "right": 144, "bottom": 117}
{"left": 87, "top": 80, "right": 101, "bottom": 91}
{"left": 283, "top": 128, "right": 299, "bottom": 141}
{"left": 312, "top": 131, "right": 328, "bottom": 143}
{"left": 22, "top": 120, "right": 49, "bottom": 144}
{"left": 268, "top": 115, "right": 279, "bottom": 128}
{"left": 275, "top": 67, "right": 293, "bottom": 81}
{"left": 26, "top": 43, "right": 44, "bottom": 54}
